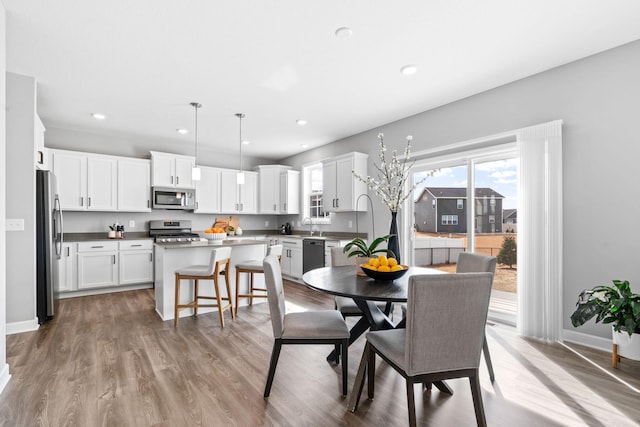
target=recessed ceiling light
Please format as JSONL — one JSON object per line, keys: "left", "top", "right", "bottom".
{"left": 296, "top": 119, "right": 307, "bottom": 126}
{"left": 91, "top": 113, "right": 107, "bottom": 120}
{"left": 301, "top": 144, "right": 309, "bottom": 148}
{"left": 334, "top": 27, "right": 353, "bottom": 38}
{"left": 400, "top": 64, "right": 417, "bottom": 76}
{"left": 242, "top": 140, "right": 251, "bottom": 145}
{"left": 176, "top": 128, "right": 188, "bottom": 134}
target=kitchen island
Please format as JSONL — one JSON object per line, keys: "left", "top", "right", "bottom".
{"left": 154, "top": 239, "right": 268, "bottom": 321}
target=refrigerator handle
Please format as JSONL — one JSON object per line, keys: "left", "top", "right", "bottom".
{"left": 54, "top": 195, "right": 64, "bottom": 260}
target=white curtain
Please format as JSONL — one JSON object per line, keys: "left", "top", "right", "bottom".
{"left": 517, "top": 120, "right": 563, "bottom": 341}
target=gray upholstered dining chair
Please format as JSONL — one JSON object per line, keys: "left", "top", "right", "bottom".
{"left": 456, "top": 252, "right": 497, "bottom": 381}
{"left": 332, "top": 247, "right": 393, "bottom": 318}
{"left": 348, "top": 272, "right": 493, "bottom": 427}
{"left": 262, "top": 254, "right": 350, "bottom": 398}
{"left": 400, "top": 251, "right": 497, "bottom": 381}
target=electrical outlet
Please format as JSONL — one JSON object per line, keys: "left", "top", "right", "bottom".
{"left": 264, "top": 220, "right": 269, "bottom": 227}
{"left": 6, "top": 218, "right": 25, "bottom": 231}
{"left": 348, "top": 220, "right": 353, "bottom": 228}
{"left": 129, "top": 220, "right": 135, "bottom": 228}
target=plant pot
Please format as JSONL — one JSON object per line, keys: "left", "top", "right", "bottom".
{"left": 356, "top": 256, "right": 370, "bottom": 276}
{"left": 613, "top": 327, "right": 640, "bottom": 361}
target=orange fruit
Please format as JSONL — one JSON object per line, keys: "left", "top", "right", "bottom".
{"left": 378, "top": 265, "right": 391, "bottom": 272}
{"left": 388, "top": 258, "right": 398, "bottom": 267}
{"left": 390, "top": 265, "right": 402, "bottom": 272}
{"left": 369, "top": 258, "right": 380, "bottom": 267}
{"left": 378, "top": 255, "right": 389, "bottom": 267}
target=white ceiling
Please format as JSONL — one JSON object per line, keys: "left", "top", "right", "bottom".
{"left": 5, "top": 0, "right": 640, "bottom": 160}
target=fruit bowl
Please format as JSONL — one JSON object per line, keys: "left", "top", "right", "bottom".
{"left": 203, "top": 232, "right": 226, "bottom": 241}
{"left": 360, "top": 264, "right": 409, "bottom": 282}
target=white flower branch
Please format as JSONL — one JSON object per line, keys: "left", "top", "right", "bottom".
{"left": 353, "top": 133, "right": 434, "bottom": 212}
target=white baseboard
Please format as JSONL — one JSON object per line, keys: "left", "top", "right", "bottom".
{"left": 562, "top": 329, "right": 611, "bottom": 353}
{"left": 6, "top": 318, "right": 39, "bottom": 335}
{"left": 0, "top": 363, "right": 10, "bottom": 395}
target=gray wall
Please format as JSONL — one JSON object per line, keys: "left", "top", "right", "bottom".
{"left": 5, "top": 72, "right": 37, "bottom": 325}
{"left": 281, "top": 39, "right": 640, "bottom": 340}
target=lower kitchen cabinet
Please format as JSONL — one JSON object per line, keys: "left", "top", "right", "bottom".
{"left": 61, "top": 239, "right": 154, "bottom": 296}
{"left": 77, "top": 241, "right": 119, "bottom": 289}
{"left": 57, "top": 242, "right": 77, "bottom": 293}
{"left": 281, "top": 237, "right": 303, "bottom": 280}
{"left": 119, "top": 240, "right": 154, "bottom": 285}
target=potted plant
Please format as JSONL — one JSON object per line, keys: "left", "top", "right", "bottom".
{"left": 343, "top": 234, "right": 395, "bottom": 260}
{"left": 570, "top": 279, "right": 640, "bottom": 367}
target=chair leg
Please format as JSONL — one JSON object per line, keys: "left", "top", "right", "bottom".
{"left": 347, "top": 342, "right": 370, "bottom": 411}
{"left": 341, "top": 338, "right": 349, "bottom": 396}
{"left": 367, "top": 344, "right": 376, "bottom": 399}
{"left": 469, "top": 373, "right": 487, "bottom": 427}
{"left": 235, "top": 269, "right": 241, "bottom": 315}
{"left": 483, "top": 333, "right": 495, "bottom": 381}
{"left": 406, "top": 380, "right": 417, "bottom": 427}
{"left": 264, "top": 340, "right": 283, "bottom": 398}
{"left": 213, "top": 278, "right": 225, "bottom": 328}
{"left": 193, "top": 279, "right": 199, "bottom": 317}
{"left": 249, "top": 272, "right": 255, "bottom": 306}
{"left": 174, "top": 274, "right": 180, "bottom": 328}
{"left": 224, "top": 270, "right": 235, "bottom": 320}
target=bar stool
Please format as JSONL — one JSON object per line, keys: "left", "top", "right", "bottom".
{"left": 234, "top": 244, "right": 283, "bottom": 315}
{"left": 174, "top": 246, "right": 234, "bottom": 328}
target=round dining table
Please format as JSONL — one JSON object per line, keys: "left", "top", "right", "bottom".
{"left": 302, "top": 265, "right": 453, "bottom": 394}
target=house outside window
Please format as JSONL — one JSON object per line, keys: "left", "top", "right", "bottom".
{"left": 489, "top": 215, "right": 495, "bottom": 224}
{"left": 457, "top": 199, "right": 463, "bottom": 209}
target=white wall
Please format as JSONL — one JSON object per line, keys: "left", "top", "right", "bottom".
{"left": 281, "top": 39, "right": 640, "bottom": 341}
{"left": 0, "top": 3, "right": 11, "bottom": 394}
{"left": 5, "top": 73, "right": 37, "bottom": 329}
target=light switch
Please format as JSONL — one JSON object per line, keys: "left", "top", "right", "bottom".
{"left": 6, "top": 219, "right": 25, "bottom": 231}
{"left": 129, "top": 220, "right": 135, "bottom": 228}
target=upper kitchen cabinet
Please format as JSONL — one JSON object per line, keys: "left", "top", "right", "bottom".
{"left": 256, "top": 165, "right": 300, "bottom": 214}
{"left": 280, "top": 169, "right": 300, "bottom": 214}
{"left": 220, "top": 169, "right": 258, "bottom": 214}
{"left": 52, "top": 150, "right": 117, "bottom": 211}
{"left": 150, "top": 151, "right": 195, "bottom": 189}
{"left": 194, "top": 166, "right": 221, "bottom": 213}
{"left": 322, "top": 152, "right": 368, "bottom": 212}
{"left": 117, "top": 158, "right": 151, "bottom": 212}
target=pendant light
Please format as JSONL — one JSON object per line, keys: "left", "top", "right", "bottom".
{"left": 235, "top": 113, "right": 246, "bottom": 185}
{"left": 191, "top": 102, "right": 202, "bottom": 181}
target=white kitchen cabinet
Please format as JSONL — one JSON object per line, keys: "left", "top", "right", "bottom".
{"left": 77, "top": 241, "right": 119, "bottom": 289}
{"left": 256, "top": 165, "right": 300, "bottom": 214}
{"left": 220, "top": 169, "right": 258, "bottom": 214}
{"left": 56, "top": 242, "right": 77, "bottom": 293}
{"left": 195, "top": 166, "right": 221, "bottom": 213}
{"left": 280, "top": 169, "right": 300, "bottom": 214}
{"left": 118, "top": 158, "right": 151, "bottom": 212}
{"left": 150, "top": 151, "right": 195, "bottom": 189}
{"left": 281, "top": 237, "right": 303, "bottom": 279}
{"left": 322, "top": 152, "right": 368, "bottom": 212}
{"left": 119, "top": 240, "right": 154, "bottom": 285}
{"left": 52, "top": 150, "right": 117, "bottom": 211}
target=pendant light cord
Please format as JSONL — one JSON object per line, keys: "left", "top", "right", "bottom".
{"left": 236, "top": 113, "right": 245, "bottom": 172}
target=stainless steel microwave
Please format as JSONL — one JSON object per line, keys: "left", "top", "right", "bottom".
{"left": 152, "top": 187, "right": 196, "bottom": 210}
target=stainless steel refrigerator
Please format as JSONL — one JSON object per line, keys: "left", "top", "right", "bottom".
{"left": 36, "top": 169, "right": 63, "bottom": 324}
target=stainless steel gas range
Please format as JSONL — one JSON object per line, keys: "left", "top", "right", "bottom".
{"left": 149, "top": 220, "right": 201, "bottom": 244}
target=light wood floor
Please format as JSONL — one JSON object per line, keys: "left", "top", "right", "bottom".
{"left": 1, "top": 281, "right": 639, "bottom": 426}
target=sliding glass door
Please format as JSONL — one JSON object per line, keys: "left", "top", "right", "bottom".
{"left": 411, "top": 144, "right": 518, "bottom": 324}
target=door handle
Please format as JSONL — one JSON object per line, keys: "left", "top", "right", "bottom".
{"left": 131, "top": 244, "right": 142, "bottom": 247}
{"left": 88, "top": 197, "right": 91, "bottom": 207}
{"left": 91, "top": 245, "right": 104, "bottom": 248}
{"left": 80, "top": 197, "right": 84, "bottom": 206}
{"left": 171, "top": 176, "right": 174, "bottom": 184}
{"left": 112, "top": 255, "right": 116, "bottom": 264}
{"left": 176, "top": 176, "right": 179, "bottom": 185}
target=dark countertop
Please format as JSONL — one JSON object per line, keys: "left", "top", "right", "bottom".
{"left": 64, "top": 231, "right": 364, "bottom": 242}
{"left": 64, "top": 232, "right": 152, "bottom": 242}
{"left": 155, "top": 239, "right": 269, "bottom": 250}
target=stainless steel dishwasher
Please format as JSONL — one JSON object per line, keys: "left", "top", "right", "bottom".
{"left": 303, "top": 239, "right": 325, "bottom": 273}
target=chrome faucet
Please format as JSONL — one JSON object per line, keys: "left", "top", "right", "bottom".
{"left": 302, "top": 217, "right": 313, "bottom": 236}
